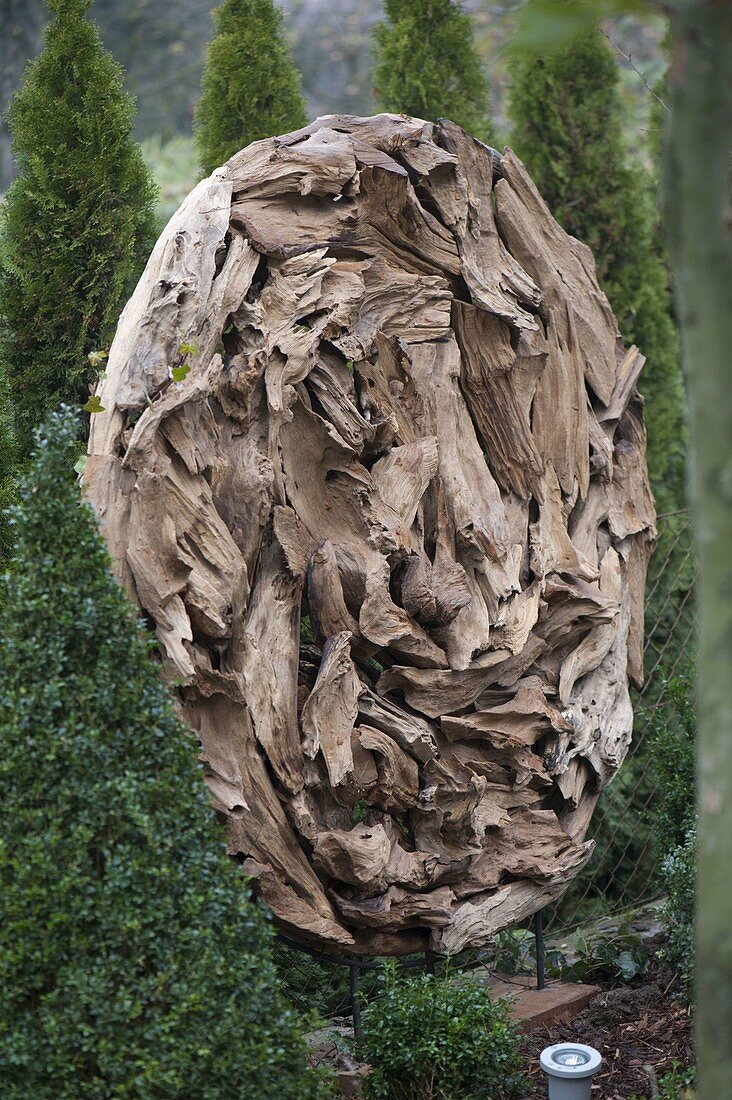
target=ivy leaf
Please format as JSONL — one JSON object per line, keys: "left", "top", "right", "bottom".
{"left": 83, "top": 395, "right": 105, "bottom": 414}
{"left": 615, "top": 950, "right": 642, "bottom": 982}
{"left": 172, "top": 363, "right": 191, "bottom": 383}
{"left": 87, "top": 348, "right": 108, "bottom": 368}
{"left": 73, "top": 455, "right": 87, "bottom": 476}
{"left": 177, "top": 340, "right": 200, "bottom": 357}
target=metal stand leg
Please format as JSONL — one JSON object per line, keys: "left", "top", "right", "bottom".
{"left": 350, "top": 963, "right": 363, "bottom": 1042}
{"left": 534, "top": 909, "right": 546, "bottom": 990}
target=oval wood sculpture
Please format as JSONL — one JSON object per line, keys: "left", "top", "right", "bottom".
{"left": 85, "top": 115, "right": 656, "bottom": 956}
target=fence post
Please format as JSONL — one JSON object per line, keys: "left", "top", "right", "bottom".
{"left": 534, "top": 909, "right": 546, "bottom": 990}
{"left": 350, "top": 963, "right": 363, "bottom": 1042}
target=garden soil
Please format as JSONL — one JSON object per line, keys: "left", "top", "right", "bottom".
{"left": 520, "top": 960, "right": 693, "bottom": 1098}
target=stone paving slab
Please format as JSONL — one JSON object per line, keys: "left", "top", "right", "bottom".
{"left": 487, "top": 973, "right": 601, "bottom": 1031}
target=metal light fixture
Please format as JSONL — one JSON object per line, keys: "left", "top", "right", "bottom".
{"left": 539, "top": 1043, "right": 602, "bottom": 1099}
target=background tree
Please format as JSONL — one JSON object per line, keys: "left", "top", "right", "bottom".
{"left": 0, "top": 409, "right": 329, "bottom": 1100}
{"left": 194, "top": 0, "right": 308, "bottom": 176}
{"left": 0, "top": 0, "right": 157, "bottom": 457}
{"left": 508, "top": 27, "right": 685, "bottom": 515}
{"left": 373, "top": 0, "right": 491, "bottom": 141}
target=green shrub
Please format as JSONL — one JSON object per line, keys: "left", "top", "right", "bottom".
{"left": 652, "top": 665, "right": 696, "bottom": 859}
{"left": 373, "top": 0, "right": 492, "bottom": 142}
{"left": 194, "top": 0, "right": 308, "bottom": 176}
{"left": 362, "top": 963, "right": 525, "bottom": 1100}
{"left": 0, "top": 409, "right": 331, "bottom": 1099}
{"left": 658, "top": 828, "right": 695, "bottom": 996}
{"left": 0, "top": 0, "right": 157, "bottom": 458}
{"left": 0, "top": 378, "right": 18, "bottom": 567}
{"left": 656, "top": 1062, "right": 695, "bottom": 1100}
{"left": 653, "top": 665, "right": 695, "bottom": 997}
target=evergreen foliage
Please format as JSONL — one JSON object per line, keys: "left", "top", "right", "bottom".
{"left": 0, "top": 408, "right": 331, "bottom": 1099}
{"left": 0, "top": 0, "right": 158, "bottom": 458}
{"left": 373, "top": 0, "right": 491, "bottom": 141}
{"left": 508, "top": 28, "right": 686, "bottom": 514}
{"left": 194, "top": 0, "right": 308, "bottom": 176}
{"left": 0, "top": 379, "right": 18, "bottom": 565}
{"left": 651, "top": 665, "right": 696, "bottom": 859}
{"left": 362, "top": 963, "right": 525, "bottom": 1100}
{"left": 653, "top": 665, "right": 695, "bottom": 997}
{"left": 658, "top": 829, "right": 695, "bottom": 997}
{"left": 509, "top": 36, "right": 693, "bottom": 928}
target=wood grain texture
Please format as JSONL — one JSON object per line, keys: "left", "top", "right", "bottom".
{"left": 85, "top": 114, "right": 656, "bottom": 955}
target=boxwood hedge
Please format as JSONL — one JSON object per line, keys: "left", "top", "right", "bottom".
{"left": 0, "top": 410, "right": 330, "bottom": 1099}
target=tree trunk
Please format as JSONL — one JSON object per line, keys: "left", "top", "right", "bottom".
{"left": 665, "top": 5, "right": 732, "bottom": 1096}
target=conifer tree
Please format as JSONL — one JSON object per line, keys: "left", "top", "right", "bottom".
{"left": 0, "top": 409, "right": 329, "bottom": 1100}
{"left": 373, "top": 0, "right": 491, "bottom": 141}
{"left": 508, "top": 29, "right": 686, "bottom": 514}
{"left": 195, "top": 0, "right": 308, "bottom": 176}
{"left": 509, "top": 28, "right": 693, "bottom": 919}
{"left": 0, "top": 0, "right": 157, "bottom": 459}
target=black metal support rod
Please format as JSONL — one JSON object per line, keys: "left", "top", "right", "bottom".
{"left": 275, "top": 931, "right": 430, "bottom": 971}
{"left": 350, "top": 964, "right": 363, "bottom": 1043}
{"left": 534, "top": 909, "right": 546, "bottom": 990}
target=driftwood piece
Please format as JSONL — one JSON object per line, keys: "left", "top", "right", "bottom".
{"left": 85, "top": 114, "right": 655, "bottom": 955}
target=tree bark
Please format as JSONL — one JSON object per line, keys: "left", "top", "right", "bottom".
{"left": 665, "top": 5, "right": 732, "bottom": 1096}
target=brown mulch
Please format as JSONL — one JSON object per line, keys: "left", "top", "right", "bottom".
{"left": 519, "top": 961, "right": 693, "bottom": 1099}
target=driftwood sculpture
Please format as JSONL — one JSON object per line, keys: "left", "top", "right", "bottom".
{"left": 85, "top": 114, "right": 656, "bottom": 955}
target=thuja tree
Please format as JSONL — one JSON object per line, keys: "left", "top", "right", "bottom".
{"left": 195, "top": 0, "right": 308, "bottom": 176}
{"left": 509, "top": 24, "right": 692, "bottom": 923}
{"left": 0, "top": 409, "right": 330, "bottom": 1100}
{"left": 0, "top": 0, "right": 157, "bottom": 458}
{"left": 508, "top": 27, "right": 686, "bottom": 515}
{"left": 373, "top": 0, "right": 491, "bottom": 141}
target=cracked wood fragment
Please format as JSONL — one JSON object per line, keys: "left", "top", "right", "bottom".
{"left": 301, "top": 632, "right": 362, "bottom": 787}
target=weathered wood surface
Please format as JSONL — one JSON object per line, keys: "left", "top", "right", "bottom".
{"left": 85, "top": 114, "right": 656, "bottom": 955}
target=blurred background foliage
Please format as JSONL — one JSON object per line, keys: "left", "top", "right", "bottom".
{"left": 2, "top": 1, "right": 668, "bottom": 219}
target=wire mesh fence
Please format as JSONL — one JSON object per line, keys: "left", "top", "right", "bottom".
{"left": 547, "top": 509, "right": 696, "bottom": 931}
{"left": 272, "top": 510, "right": 697, "bottom": 1021}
